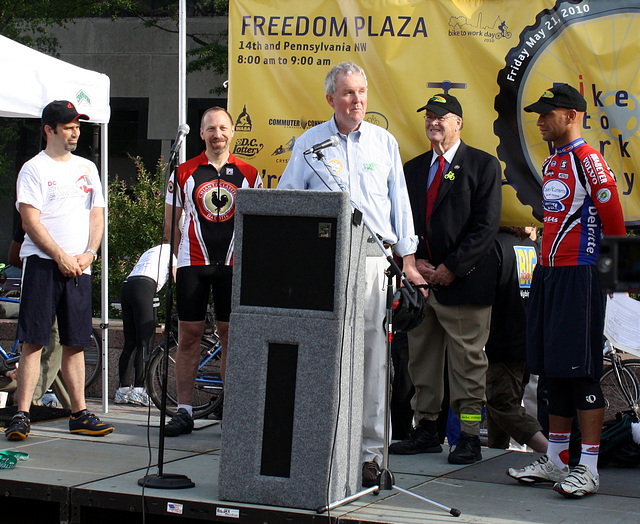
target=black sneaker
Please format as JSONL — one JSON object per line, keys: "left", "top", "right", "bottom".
{"left": 5, "top": 412, "right": 30, "bottom": 441}
{"left": 448, "top": 431, "right": 482, "bottom": 464}
{"left": 69, "top": 411, "right": 115, "bottom": 436}
{"left": 165, "top": 408, "right": 194, "bottom": 437}
{"left": 362, "top": 461, "right": 380, "bottom": 487}
{"left": 389, "top": 419, "right": 442, "bottom": 454}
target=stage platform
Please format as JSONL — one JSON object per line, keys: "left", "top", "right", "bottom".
{"left": 1, "top": 400, "right": 639, "bottom": 523}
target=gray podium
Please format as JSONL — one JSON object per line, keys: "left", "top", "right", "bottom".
{"left": 218, "top": 189, "right": 370, "bottom": 510}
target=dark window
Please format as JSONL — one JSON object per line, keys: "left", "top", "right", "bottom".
{"left": 108, "top": 98, "right": 160, "bottom": 184}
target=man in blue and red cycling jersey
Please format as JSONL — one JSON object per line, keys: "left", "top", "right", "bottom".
{"left": 507, "top": 84, "right": 626, "bottom": 498}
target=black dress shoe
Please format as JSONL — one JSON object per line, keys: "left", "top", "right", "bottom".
{"left": 362, "top": 461, "right": 381, "bottom": 487}
{"left": 389, "top": 419, "right": 442, "bottom": 455}
{"left": 448, "top": 431, "right": 482, "bottom": 464}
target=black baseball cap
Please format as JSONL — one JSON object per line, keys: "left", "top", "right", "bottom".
{"left": 524, "top": 84, "right": 587, "bottom": 113}
{"left": 417, "top": 93, "right": 463, "bottom": 118}
{"left": 41, "top": 100, "right": 89, "bottom": 127}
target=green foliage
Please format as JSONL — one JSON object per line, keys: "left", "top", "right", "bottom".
{"left": 187, "top": 35, "right": 228, "bottom": 78}
{"left": 92, "top": 156, "right": 169, "bottom": 320}
{"left": 0, "top": 0, "right": 138, "bottom": 54}
{"left": 0, "top": 0, "right": 230, "bottom": 79}
{"left": 134, "top": 1, "right": 230, "bottom": 94}
{"left": 186, "top": 1, "right": 229, "bottom": 94}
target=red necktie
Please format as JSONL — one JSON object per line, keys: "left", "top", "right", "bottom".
{"left": 424, "top": 155, "right": 445, "bottom": 258}
{"left": 425, "top": 155, "right": 445, "bottom": 224}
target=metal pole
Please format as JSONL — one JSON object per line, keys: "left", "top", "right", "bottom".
{"left": 178, "top": 0, "right": 187, "bottom": 164}
{"left": 100, "top": 122, "right": 109, "bottom": 414}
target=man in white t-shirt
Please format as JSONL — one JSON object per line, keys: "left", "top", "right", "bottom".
{"left": 5, "top": 100, "right": 114, "bottom": 441}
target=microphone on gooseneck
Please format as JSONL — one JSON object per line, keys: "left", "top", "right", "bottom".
{"left": 303, "top": 135, "right": 339, "bottom": 155}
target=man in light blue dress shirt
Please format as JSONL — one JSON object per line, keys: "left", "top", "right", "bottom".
{"left": 279, "top": 62, "right": 426, "bottom": 487}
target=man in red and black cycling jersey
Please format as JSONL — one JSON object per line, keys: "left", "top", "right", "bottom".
{"left": 507, "top": 84, "right": 626, "bottom": 497}
{"left": 163, "top": 107, "right": 262, "bottom": 436}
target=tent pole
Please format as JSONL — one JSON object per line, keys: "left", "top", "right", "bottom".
{"left": 100, "top": 122, "right": 109, "bottom": 414}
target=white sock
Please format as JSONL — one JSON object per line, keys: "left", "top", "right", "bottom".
{"left": 177, "top": 404, "right": 193, "bottom": 417}
{"left": 547, "top": 432, "right": 571, "bottom": 468}
{"left": 117, "top": 386, "right": 130, "bottom": 393}
{"left": 580, "top": 442, "right": 600, "bottom": 477}
{"left": 632, "top": 422, "right": 640, "bottom": 444}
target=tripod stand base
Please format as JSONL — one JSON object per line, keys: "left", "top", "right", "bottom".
{"left": 138, "top": 473, "right": 195, "bottom": 489}
{"left": 316, "top": 485, "right": 379, "bottom": 513}
{"left": 379, "top": 468, "right": 395, "bottom": 490}
{"left": 318, "top": 469, "right": 461, "bottom": 517}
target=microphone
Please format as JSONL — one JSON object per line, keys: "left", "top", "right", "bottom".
{"left": 303, "top": 135, "right": 339, "bottom": 155}
{"left": 169, "top": 124, "right": 190, "bottom": 157}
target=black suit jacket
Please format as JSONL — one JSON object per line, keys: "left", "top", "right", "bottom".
{"left": 404, "top": 141, "right": 502, "bottom": 305}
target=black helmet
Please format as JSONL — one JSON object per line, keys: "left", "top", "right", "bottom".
{"left": 392, "top": 286, "right": 425, "bottom": 333}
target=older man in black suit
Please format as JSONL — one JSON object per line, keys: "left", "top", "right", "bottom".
{"left": 390, "top": 93, "right": 501, "bottom": 464}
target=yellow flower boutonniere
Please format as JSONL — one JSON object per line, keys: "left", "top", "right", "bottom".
{"left": 444, "top": 171, "right": 455, "bottom": 181}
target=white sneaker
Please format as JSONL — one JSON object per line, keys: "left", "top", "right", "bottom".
{"left": 114, "top": 388, "right": 130, "bottom": 404}
{"left": 553, "top": 464, "right": 599, "bottom": 498}
{"left": 127, "top": 387, "right": 151, "bottom": 407}
{"left": 507, "top": 454, "right": 570, "bottom": 483}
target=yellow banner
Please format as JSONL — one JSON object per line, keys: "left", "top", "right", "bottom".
{"left": 228, "top": 0, "right": 640, "bottom": 225}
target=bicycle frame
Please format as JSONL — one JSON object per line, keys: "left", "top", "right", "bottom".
{"left": 603, "top": 341, "right": 640, "bottom": 420}
{"left": 146, "top": 328, "right": 224, "bottom": 419}
{"left": 195, "top": 337, "right": 223, "bottom": 389}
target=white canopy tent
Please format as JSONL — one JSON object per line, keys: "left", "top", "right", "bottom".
{"left": 0, "top": 34, "right": 111, "bottom": 413}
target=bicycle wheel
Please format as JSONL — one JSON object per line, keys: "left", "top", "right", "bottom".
{"left": 600, "top": 359, "right": 640, "bottom": 421}
{"left": 84, "top": 328, "right": 102, "bottom": 388}
{"left": 146, "top": 336, "right": 223, "bottom": 419}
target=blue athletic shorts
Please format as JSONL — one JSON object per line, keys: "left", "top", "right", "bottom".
{"left": 175, "top": 265, "right": 232, "bottom": 322}
{"left": 17, "top": 256, "right": 93, "bottom": 347}
{"left": 526, "top": 264, "right": 604, "bottom": 380}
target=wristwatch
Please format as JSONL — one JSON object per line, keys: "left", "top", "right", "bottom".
{"left": 86, "top": 248, "right": 98, "bottom": 262}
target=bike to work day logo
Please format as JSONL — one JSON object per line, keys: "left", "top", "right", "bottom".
{"left": 447, "top": 12, "right": 512, "bottom": 42}
{"left": 494, "top": 0, "right": 640, "bottom": 221}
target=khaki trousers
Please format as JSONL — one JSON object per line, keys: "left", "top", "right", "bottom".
{"left": 407, "top": 293, "right": 491, "bottom": 435}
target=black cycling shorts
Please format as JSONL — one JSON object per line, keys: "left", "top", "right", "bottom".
{"left": 175, "top": 265, "right": 232, "bottom": 322}
{"left": 527, "top": 265, "right": 604, "bottom": 380}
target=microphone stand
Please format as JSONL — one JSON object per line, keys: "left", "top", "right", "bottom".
{"left": 138, "top": 141, "right": 195, "bottom": 490}
{"left": 312, "top": 151, "right": 460, "bottom": 517}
